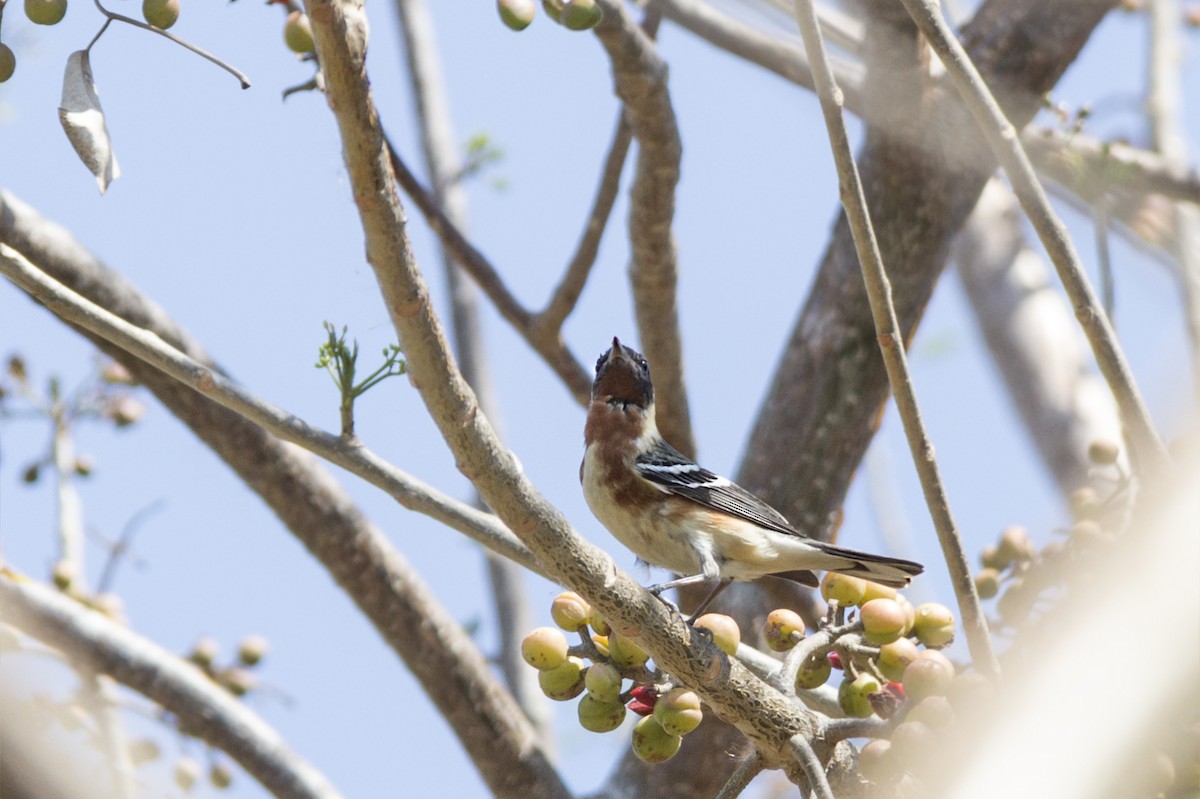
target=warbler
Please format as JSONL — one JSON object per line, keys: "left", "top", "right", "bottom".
{"left": 581, "top": 337, "right": 923, "bottom": 619}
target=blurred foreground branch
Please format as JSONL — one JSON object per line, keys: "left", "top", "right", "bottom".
{"left": 942, "top": 439, "right": 1200, "bottom": 799}
{"left": 0, "top": 573, "right": 343, "bottom": 799}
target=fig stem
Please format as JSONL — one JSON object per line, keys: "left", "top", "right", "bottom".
{"left": 91, "top": 0, "right": 250, "bottom": 88}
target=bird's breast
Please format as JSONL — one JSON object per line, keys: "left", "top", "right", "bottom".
{"left": 581, "top": 406, "right": 704, "bottom": 574}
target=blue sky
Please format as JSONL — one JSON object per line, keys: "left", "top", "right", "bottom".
{"left": 1, "top": 2, "right": 1196, "bottom": 796}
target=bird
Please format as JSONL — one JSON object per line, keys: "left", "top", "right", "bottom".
{"left": 581, "top": 336, "right": 923, "bottom": 621}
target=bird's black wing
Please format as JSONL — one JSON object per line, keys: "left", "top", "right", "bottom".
{"left": 635, "top": 439, "right": 802, "bottom": 537}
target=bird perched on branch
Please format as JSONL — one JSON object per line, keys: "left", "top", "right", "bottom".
{"left": 581, "top": 337, "right": 923, "bottom": 620}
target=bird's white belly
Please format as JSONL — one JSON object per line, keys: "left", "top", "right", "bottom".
{"left": 581, "top": 447, "right": 707, "bottom": 575}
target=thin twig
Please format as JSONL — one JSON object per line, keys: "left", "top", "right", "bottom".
{"left": 536, "top": 113, "right": 633, "bottom": 333}
{"left": 51, "top": 407, "right": 86, "bottom": 584}
{"left": 85, "top": 18, "right": 114, "bottom": 52}
{"left": 792, "top": 0, "right": 998, "bottom": 678}
{"left": 384, "top": 139, "right": 529, "bottom": 329}
{"left": 733, "top": 641, "right": 783, "bottom": 682}
{"left": 824, "top": 715, "right": 889, "bottom": 743}
{"left": 774, "top": 621, "right": 855, "bottom": 692}
{"left": 734, "top": 642, "right": 842, "bottom": 717}
{"left": 0, "top": 245, "right": 547, "bottom": 580}
{"left": 282, "top": 74, "right": 322, "bottom": 100}
{"left": 896, "top": 0, "right": 1169, "bottom": 474}
{"left": 0, "top": 573, "right": 343, "bottom": 799}
{"left": 96, "top": 500, "right": 164, "bottom": 594}
{"left": 91, "top": 0, "right": 249, "bottom": 88}
{"left": 384, "top": 136, "right": 593, "bottom": 404}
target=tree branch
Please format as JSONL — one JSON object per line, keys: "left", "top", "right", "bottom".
{"left": 652, "top": 0, "right": 864, "bottom": 108}
{"left": 787, "top": 731, "right": 834, "bottom": 799}
{"left": 0, "top": 573, "right": 343, "bottom": 799}
{"left": 793, "top": 0, "right": 996, "bottom": 676}
{"left": 594, "top": 0, "right": 694, "bottom": 458}
{"left": 0, "top": 243, "right": 541, "bottom": 578}
{"left": 660, "top": 0, "right": 1181, "bottom": 221}
{"left": 51, "top": 408, "right": 86, "bottom": 583}
{"left": 660, "top": 0, "right": 1189, "bottom": 265}
{"left": 897, "top": 0, "right": 1169, "bottom": 474}
{"left": 1024, "top": 127, "right": 1200, "bottom": 208}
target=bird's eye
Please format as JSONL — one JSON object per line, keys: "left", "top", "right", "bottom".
{"left": 594, "top": 352, "right": 609, "bottom": 375}
{"left": 636, "top": 356, "right": 648, "bottom": 372}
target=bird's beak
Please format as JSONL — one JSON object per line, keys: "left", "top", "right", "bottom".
{"left": 609, "top": 337, "right": 631, "bottom": 366}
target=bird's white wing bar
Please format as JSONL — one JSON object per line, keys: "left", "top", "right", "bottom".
{"left": 634, "top": 440, "right": 800, "bottom": 537}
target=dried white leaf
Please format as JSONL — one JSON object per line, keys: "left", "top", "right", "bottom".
{"left": 59, "top": 51, "right": 120, "bottom": 195}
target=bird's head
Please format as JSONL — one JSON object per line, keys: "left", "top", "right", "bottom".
{"left": 592, "top": 337, "right": 654, "bottom": 410}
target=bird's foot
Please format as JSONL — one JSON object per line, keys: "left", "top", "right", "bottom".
{"left": 646, "top": 584, "right": 682, "bottom": 617}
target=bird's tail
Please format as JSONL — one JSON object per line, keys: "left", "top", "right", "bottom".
{"left": 809, "top": 541, "right": 924, "bottom": 588}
